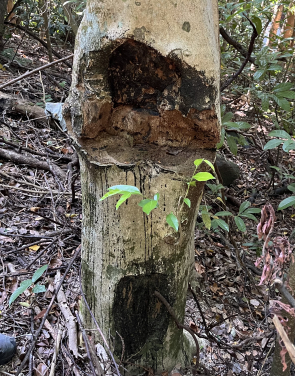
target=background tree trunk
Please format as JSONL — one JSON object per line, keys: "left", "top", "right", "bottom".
{"left": 65, "top": 0, "right": 220, "bottom": 373}
{"left": 269, "top": 4, "right": 284, "bottom": 46}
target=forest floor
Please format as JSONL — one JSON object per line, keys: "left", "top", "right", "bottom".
{"left": 0, "top": 32, "right": 295, "bottom": 376}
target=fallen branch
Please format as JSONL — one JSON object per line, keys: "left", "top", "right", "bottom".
{"left": 0, "top": 147, "right": 66, "bottom": 181}
{"left": 34, "top": 306, "right": 80, "bottom": 376}
{"left": 0, "top": 53, "right": 73, "bottom": 90}
{"left": 54, "top": 271, "right": 78, "bottom": 358}
{"left": 273, "top": 315, "right": 295, "bottom": 365}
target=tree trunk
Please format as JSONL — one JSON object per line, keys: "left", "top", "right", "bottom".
{"left": 64, "top": 0, "right": 220, "bottom": 373}
{"left": 269, "top": 4, "right": 284, "bottom": 47}
{"left": 282, "top": 8, "right": 295, "bottom": 48}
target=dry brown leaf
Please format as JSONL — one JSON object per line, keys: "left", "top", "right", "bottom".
{"left": 35, "top": 363, "right": 49, "bottom": 376}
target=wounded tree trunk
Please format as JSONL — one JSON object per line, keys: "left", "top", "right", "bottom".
{"left": 64, "top": 0, "right": 220, "bottom": 373}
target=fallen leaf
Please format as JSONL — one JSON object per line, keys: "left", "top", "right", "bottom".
{"left": 250, "top": 299, "right": 260, "bottom": 307}
{"left": 210, "top": 282, "right": 220, "bottom": 293}
{"left": 29, "top": 245, "right": 40, "bottom": 252}
{"left": 30, "top": 207, "right": 41, "bottom": 212}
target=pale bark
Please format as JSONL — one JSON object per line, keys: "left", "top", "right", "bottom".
{"left": 283, "top": 8, "right": 295, "bottom": 48}
{"left": 269, "top": 4, "right": 284, "bottom": 47}
{"left": 65, "top": 0, "right": 220, "bottom": 373}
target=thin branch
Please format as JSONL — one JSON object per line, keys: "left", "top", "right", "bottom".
{"left": 0, "top": 53, "right": 73, "bottom": 90}
{"left": 154, "top": 290, "right": 200, "bottom": 367}
{"left": 221, "top": 16, "right": 258, "bottom": 92}
{"left": 219, "top": 26, "right": 256, "bottom": 64}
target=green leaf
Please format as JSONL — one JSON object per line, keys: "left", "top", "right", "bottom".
{"left": 116, "top": 193, "right": 131, "bottom": 209}
{"left": 260, "top": 93, "right": 269, "bottom": 111}
{"left": 238, "top": 201, "right": 251, "bottom": 214}
{"left": 234, "top": 216, "right": 246, "bottom": 232}
{"left": 267, "top": 64, "right": 282, "bottom": 72}
{"left": 32, "top": 284, "right": 46, "bottom": 294}
{"left": 107, "top": 185, "right": 141, "bottom": 194}
{"left": 268, "top": 130, "right": 291, "bottom": 139}
{"left": 204, "top": 160, "right": 215, "bottom": 171}
{"left": 222, "top": 112, "right": 233, "bottom": 123}
{"left": 288, "top": 184, "right": 295, "bottom": 193}
{"left": 142, "top": 200, "right": 158, "bottom": 215}
{"left": 283, "top": 140, "right": 295, "bottom": 152}
{"left": 166, "top": 213, "right": 179, "bottom": 231}
{"left": 32, "top": 265, "right": 48, "bottom": 283}
{"left": 138, "top": 199, "right": 152, "bottom": 207}
{"left": 188, "top": 181, "right": 196, "bottom": 187}
{"left": 273, "top": 82, "right": 294, "bottom": 92}
{"left": 253, "top": 69, "right": 266, "bottom": 80}
{"left": 278, "top": 196, "right": 295, "bottom": 210}
{"left": 251, "top": 15, "right": 262, "bottom": 35}
{"left": 100, "top": 185, "right": 142, "bottom": 201}
{"left": 235, "top": 121, "right": 251, "bottom": 130}
{"left": 275, "top": 91, "right": 295, "bottom": 99}
{"left": 194, "top": 159, "right": 204, "bottom": 168}
{"left": 184, "top": 198, "right": 191, "bottom": 208}
{"left": 214, "top": 218, "right": 229, "bottom": 232}
{"left": 243, "top": 208, "right": 261, "bottom": 214}
{"left": 215, "top": 211, "right": 232, "bottom": 216}
{"left": 216, "top": 127, "right": 225, "bottom": 149}
{"left": 240, "top": 213, "right": 257, "bottom": 221}
{"left": 201, "top": 210, "right": 211, "bottom": 230}
{"left": 225, "top": 122, "right": 251, "bottom": 130}
{"left": 227, "top": 135, "right": 238, "bottom": 155}
{"left": 9, "top": 279, "right": 33, "bottom": 305}
{"left": 272, "top": 95, "right": 290, "bottom": 111}
{"left": 263, "top": 139, "right": 283, "bottom": 150}
{"left": 270, "top": 166, "right": 281, "bottom": 172}
{"left": 100, "top": 189, "right": 124, "bottom": 200}
{"left": 193, "top": 172, "right": 215, "bottom": 181}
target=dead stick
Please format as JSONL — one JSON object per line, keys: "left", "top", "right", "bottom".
{"left": 154, "top": 290, "right": 200, "bottom": 366}
{"left": 273, "top": 315, "right": 295, "bottom": 365}
{"left": 15, "top": 244, "right": 81, "bottom": 376}
{"left": 0, "top": 54, "right": 73, "bottom": 90}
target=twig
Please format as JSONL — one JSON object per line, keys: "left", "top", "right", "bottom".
{"left": 78, "top": 266, "right": 122, "bottom": 376}
{"left": 25, "top": 238, "right": 59, "bottom": 269}
{"left": 49, "top": 326, "right": 63, "bottom": 376}
{"left": 54, "top": 270, "right": 78, "bottom": 358}
{"left": 0, "top": 53, "right": 73, "bottom": 90}
{"left": 154, "top": 290, "right": 200, "bottom": 367}
{"left": 0, "top": 183, "right": 81, "bottom": 197}
{"left": 221, "top": 16, "right": 258, "bottom": 91}
{"left": 188, "top": 283, "right": 209, "bottom": 333}
{"left": 15, "top": 244, "right": 81, "bottom": 376}
{"left": 75, "top": 311, "right": 102, "bottom": 376}
{"left": 219, "top": 26, "right": 256, "bottom": 64}
{"left": 274, "top": 279, "right": 295, "bottom": 309}
{"left": 273, "top": 315, "right": 295, "bottom": 365}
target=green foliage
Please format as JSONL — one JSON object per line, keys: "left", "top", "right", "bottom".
{"left": 200, "top": 200, "right": 261, "bottom": 233}
{"left": 9, "top": 265, "right": 48, "bottom": 306}
{"left": 99, "top": 159, "right": 214, "bottom": 232}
